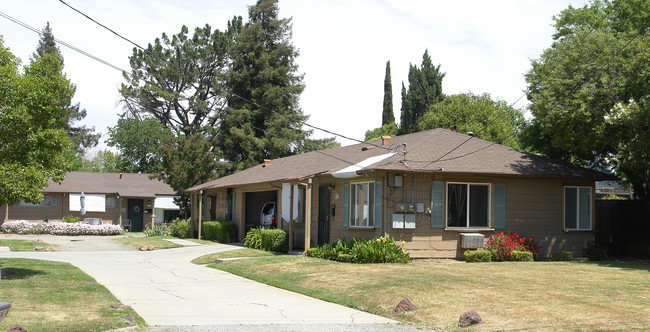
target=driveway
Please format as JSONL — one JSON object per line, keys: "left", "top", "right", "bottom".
{"left": 0, "top": 236, "right": 420, "bottom": 331}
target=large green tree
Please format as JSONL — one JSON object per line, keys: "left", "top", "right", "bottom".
{"left": 399, "top": 50, "right": 445, "bottom": 134}
{"left": 0, "top": 36, "right": 73, "bottom": 223}
{"left": 32, "top": 22, "right": 99, "bottom": 153}
{"left": 419, "top": 93, "right": 525, "bottom": 149}
{"left": 107, "top": 115, "right": 173, "bottom": 173}
{"left": 119, "top": 23, "right": 235, "bottom": 137}
{"left": 522, "top": 0, "right": 650, "bottom": 199}
{"left": 218, "top": 0, "right": 327, "bottom": 171}
{"left": 382, "top": 61, "right": 394, "bottom": 126}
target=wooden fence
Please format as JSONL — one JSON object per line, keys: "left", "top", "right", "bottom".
{"left": 595, "top": 200, "right": 650, "bottom": 258}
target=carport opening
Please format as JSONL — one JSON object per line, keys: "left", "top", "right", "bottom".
{"left": 245, "top": 190, "right": 277, "bottom": 232}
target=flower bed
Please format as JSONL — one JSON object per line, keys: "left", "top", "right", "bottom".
{"left": 1, "top": 220, "right": 124, "bottom": 236}
{"left": 484, "top": 232, "right": 541, "bottom": 261}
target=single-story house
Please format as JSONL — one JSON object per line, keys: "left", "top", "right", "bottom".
{"left": 187, "top": 128, "right": 614, "bottom": 259}
{"left": 7, "top": 171, "right": 180, "bottom": 231}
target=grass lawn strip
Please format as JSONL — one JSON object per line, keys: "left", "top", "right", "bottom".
{"left": 209, "top": 256, "right": 650, "bottom": 331}
{"left": 114, "top": 236, "right": 183, "bottom": 250}
{"left": 0, "top": 258, "right": 144, "bottom": 331}
{"left": 0, "top": 240, "right": 59, "bottom": 252}
{"left": 191, "top": 248, "right": 274, "bottom": 264}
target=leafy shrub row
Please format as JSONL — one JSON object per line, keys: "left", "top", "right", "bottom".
{"left": 306, "top": 237, "right": 410, "bottom": 263}
{"left": 484, "top": 232, "right": 541, "bottom": 261}
{"left": 144, "top": 225, "right": 169, "bottom": 237}
{"left": 62, "top": 215, "right": 81, "bottom": 223}
{"left": 168, "top": 219, "right": 190, "bottom": 239}
{"left": 203, "top": 221, "right": 237, "bottom": 243}
{"left": 244, "top": 227, "right": 288, "bottom": 253}
{"left": 464, "top": 249, "right": 492, "bottom": 262}
{"left": 552, "top": 251, "right": 573, "bottom": 261}
{"left": 1, "top": 220, "right": 123, "bottom": 236}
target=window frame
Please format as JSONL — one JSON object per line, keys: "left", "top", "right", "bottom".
{"left": 349, "top": 181, "right": 375, "bottom": 228}
{"left": 564, "top": 186, "right": 592, "bottom": 231}
{"left": 15, "top": 196, "right": 57, "bottom": 207}
{"left": 445, "top": 182, "right": 491, "bottom": 229}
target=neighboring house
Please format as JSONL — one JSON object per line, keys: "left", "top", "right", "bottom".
{"left": 7, "top": 172, "right": 180, "bottom": 232}
{"left": 595, "top": 181, "right": 634, "bottom": 200}
{"left": 187, "top": 129, "right": 614, "bottom": 259}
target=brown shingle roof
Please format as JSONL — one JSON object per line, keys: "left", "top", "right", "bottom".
{"left": 188, "top": 128, "right": 615, "bottom": 192}
{"left": 43, "top": 172, "right": 175, "bottom": 197}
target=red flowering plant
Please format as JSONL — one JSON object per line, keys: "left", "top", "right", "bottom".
{"left": 484, "top": 232, "right": 541, "bottom": 261}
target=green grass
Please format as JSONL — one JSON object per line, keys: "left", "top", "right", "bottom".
{"left": 0, "top": 258, "right": 144, "bottom": 331}
{"left": 209, "top": 256, "right": 650, "bottom": 331}
{"left": 114, "top": 236, "right": 182, "bottom": 250}
{"left": 0, "top": 240, "right": 59, "bottom": 252}
{"left": 191, "top": 248, "right": 274, "bottom": 264}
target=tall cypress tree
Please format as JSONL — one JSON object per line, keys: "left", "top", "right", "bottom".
{"left": 382, "top": 61, "right": 394, "bottom": 126}
{"left": 219, "top": 0, "right": 309, "bottom": 172}
{"left": 32, "top": 22, "right": 99, "bottom": 154}
{"left": 399, "top": 50, "right": 445, "bottom": 134}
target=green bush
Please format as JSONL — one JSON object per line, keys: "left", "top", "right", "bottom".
{"left": 307, "top": 237, "right": 409, "bottom": 264}
{"left": 144, "top": 225, "right": 169, "bottom": 237}
{"left": 62, "top": 215, "right": 80, "bottom": 223}
{"left": 511, "top": 250, "right": 534, "bottom": 262}
{"left": 584, "top": 241, "right": 608, "bottom": 261}
{"left": 305, "top": 247, "right": 319, "bottom": 257}
{"left": 244, "top": 227, "right": 288, "bottom": 253}
{"left": 168, "top": 219, "right": 190, "bottom": 239}
{"left": 552, "top": 251, "right": 573, "bottom": 261}
{"left": 464, "top": 249, "right": 492, "bottom": 262}
{"left": 203, "top": 221, "right": 237, "bottom": 243}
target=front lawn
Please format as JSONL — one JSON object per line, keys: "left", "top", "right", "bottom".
{"left": 0, "top": 258, "right": 143, "bottom": 331}
{"left": 114, "top": 236, "right": 183, "bottom": 250}
{"left": 0, "top": 240, "right": 59, "bottom": 251}
{"left": 191, "top": 248, "right": 274, "bottom": 264}
{"left": 209, "top": 256, "right": 650, "bottom": 331}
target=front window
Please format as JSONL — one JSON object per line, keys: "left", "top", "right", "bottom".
{"left": 15, "top": 196, "right": 57, "bottom": 207}
{"left": 565, "top": 186, "right": 592, "bottom": 230}
{"left": 447, "top": 182, "right": 490, "bottom": 228}
{"left": 350, "top": 182, "right": 374, "bottom": 227}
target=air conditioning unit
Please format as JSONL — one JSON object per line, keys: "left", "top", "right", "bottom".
{"left": 459, "top": 233, "right": 485, "bottom": 249}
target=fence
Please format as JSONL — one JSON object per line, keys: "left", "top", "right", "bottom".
{"left": 595, "top": 200, "right": 650, "bottom": 258}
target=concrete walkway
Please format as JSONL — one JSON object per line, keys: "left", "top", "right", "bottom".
{"left": 0, "top": 235, "right": 404, "bottom": 330}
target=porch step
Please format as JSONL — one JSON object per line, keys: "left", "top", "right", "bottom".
{"left": 163, "top": 239, "right": 201, "bottom": 246}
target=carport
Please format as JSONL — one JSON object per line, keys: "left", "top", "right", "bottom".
{"left": 245, "top": 190, "right": 277, "bottom": 230}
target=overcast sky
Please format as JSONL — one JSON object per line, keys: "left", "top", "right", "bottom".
{"left": 0, "top": 0, "right": 590, "bottom": 153}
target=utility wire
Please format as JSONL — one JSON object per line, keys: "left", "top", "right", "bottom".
{"left": 0, "top": 10, "right": 129, "bottom": 73}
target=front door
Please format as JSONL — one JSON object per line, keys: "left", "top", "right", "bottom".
{"left": 318, "top": 185, "right": 331, "bottom": 245}
{"left": 128, "top": 199, "right": 144, "bottom": 232}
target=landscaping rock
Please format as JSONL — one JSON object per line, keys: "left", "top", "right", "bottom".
{"left": 8, "top": 324, "right": 28, "bottom": 332}
{"left": 123, "top": 314, "right": 137, "bottom": 323}
{"left": 392, "top": 298, "right": 418, "bottom": 313}
{"left": 34, "top": 246, "right": 44, "bottom": 251}
{"left": 109, "top": 304, "right": 132, "bottom": 310}
{"left": 139, "top": 245, "right": 155, "bottom": 251}
{"left": 459, "top": 310, "right": 482, "bottom": 327}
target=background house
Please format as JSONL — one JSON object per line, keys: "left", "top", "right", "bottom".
{"left": 187, "top": 129, "right": 614, "bottom": 258}
{"left": 7, "top": 172, "right": 179, "bottom": 231}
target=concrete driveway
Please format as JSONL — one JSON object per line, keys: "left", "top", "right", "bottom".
{"left": 0, "top": 235, "right": 415, "bottom": 330}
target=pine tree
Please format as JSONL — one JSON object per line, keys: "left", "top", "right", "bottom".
{"left": 382, "top": 61, "right": 394, "bottom": 125}
{"left": 399, "top": 50, "right": 445, "bottom": 134}
{"left": 219, "top": 0, "right": 313, "bottom": 172}
{"left": 32, "top": 22, "right": 99, "bottom": 153}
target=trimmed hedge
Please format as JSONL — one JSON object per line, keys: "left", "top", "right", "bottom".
{"left": 511, "top": 250, "right": 534, "bottom": 262}
{"left": 552, "top": 251, "right": 573, "bottom": 261}
{"left": 464, "top": 249, "right": 492, "bottom": 263}
{"left": 244, "top": 227, "right": 288, "bottom": 253}
{"left": 203, "top": 221, "right": 237, "bottom": 243}
{"left": 169, "top": 219, "right": 190, "bottom": 239}
{"left": 306, "top": 237, "right": 409, "bottom": 263}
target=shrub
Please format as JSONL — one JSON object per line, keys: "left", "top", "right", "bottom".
{"left": 307, "top": 237, "right": 409, "bottom": 263}
{"left": 464, "top": 249, "right": 492, "bottom": 263}
{"left": 552, "top": 251, "right": 573, "bottom": 261}
{"left": 511, "top": 250, "right": 534, "bottom": 262}
{"left": 485, "top": 232, "right": 541, "bottom": 261}
{"left": 244, "top": 227, "right": 288, "bottom": 253}
{"left": 144, "top": 225, "right": 169, "bottom": 237}
{"left": 305, "top": 247, "right": 319, "bottom": 257}
{"left": 0, "top": 220, "right": 123, "bottom": 236}
{"left": 584, "top": 241, "right": 608, "bottom": 261}
{"left": 203, "top": 221, "right": 237, "bottom": 243}
{"left": 62, "top": 215, "right": 81, "bottom": 223}
{"left": 168, "top": 219, "right": 190, "bottom": 239}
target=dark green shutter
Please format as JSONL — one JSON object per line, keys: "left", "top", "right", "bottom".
{"left": 374, "top": 180, "right": 382, "bottom": 229}
{"left": 343, "top": 183, "right": 349, "bottom": 227}
{"left": 431, "top": 180, "right": 444, "bottom": 228}
{"left": 493, "top": 182, "right": 506, "bottom": 229}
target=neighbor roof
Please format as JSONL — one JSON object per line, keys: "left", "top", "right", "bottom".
{"left": 188, "top": 128, "right": 615, "bottom": 192}
{"left": 43, "top": 172, "right": 175, "bottom": 198}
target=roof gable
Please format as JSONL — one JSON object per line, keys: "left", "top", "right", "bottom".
{"left": 44, "top": 172, "right": 175, "bottom": 197}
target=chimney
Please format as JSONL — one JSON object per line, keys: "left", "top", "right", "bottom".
{"left": 449, "top": 125, "right": 457, "bottom": 132}
{"left": 119, "top": 173, "right": 123, "bottom": 179}
{"left": 381, "top": 136, "right": 391, "bottom": 146}
{"left": 467, "top": 131, "right": 475, "bottom": 137}
{"left": 263, "top": 159, "right": 271, "bottom": 167}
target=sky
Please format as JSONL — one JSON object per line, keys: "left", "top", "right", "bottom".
{"left": 0, "top": 0, "right": 590, "bottom": 154}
